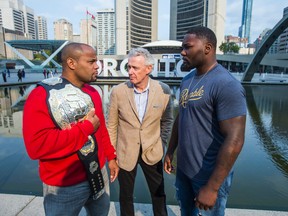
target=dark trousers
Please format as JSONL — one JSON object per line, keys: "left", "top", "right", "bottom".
{"left": 118, "top": 154, "right": 167, "bottom": 216}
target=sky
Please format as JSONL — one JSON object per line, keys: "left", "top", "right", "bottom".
{"left": 23, "top": 0, "right": 287, "bottom": 42}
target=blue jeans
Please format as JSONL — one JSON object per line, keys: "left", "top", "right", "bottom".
{"left": 43, "top": 166, "right": 110, "bottom": 216}
{"left": 175, "top": 169, "right": 234, "bottom": 216}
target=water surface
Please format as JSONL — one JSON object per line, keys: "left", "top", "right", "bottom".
{"left": 0, "top": 84, "right": 287, "bottom": 211}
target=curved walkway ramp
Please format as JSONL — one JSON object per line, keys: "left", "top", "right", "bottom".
{"left": 242, "top": 15, "right": 288, "bottom": 82}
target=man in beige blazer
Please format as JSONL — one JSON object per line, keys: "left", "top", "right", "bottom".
{"left": 107, "top": 47, "right": 173, "bottom": 216}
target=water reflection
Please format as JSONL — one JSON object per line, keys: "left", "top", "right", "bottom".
{"left": 0, "top": 85, "right": 34, "bottom": 137}
{"left": 245, "top": 85, "right": 288, "bottom": 178}
{"left": 0, "top": 84, "right": 288, "bottom": 211}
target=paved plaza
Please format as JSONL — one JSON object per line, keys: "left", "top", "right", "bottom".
{"left": 1, "top": 69, "right": 287, "bottom": 86}
{"left": 1, "top": 194, "right": 288, "bottom": 216}
{"left": 0, "top": 70, "right": 55, "bottom": 85}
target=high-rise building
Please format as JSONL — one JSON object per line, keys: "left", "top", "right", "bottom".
{"left": 170, "top": 0, "right": 226, "bottom": 53}
{"left": 255, "top": 7, "right": 288, "bottom": 54}
{"left": 238, "top": 0, "right": 253, "bottom": 43}
{"left": 35, "top": 16, "right": 48, "bottom": 40}
{"left": 72, "top": 34, "right": 80, "bottom": 43}
{"left": 278, "top": 6, "right": 288, "bottom": 53}
{"left": 0, "top": 0, "right": 35, "bottom": 39}
{"left": 0, "top": 26, "right": 34, "bottom": 59}
{"left": 115, "top": 0, "right": 158, "bottom": 55}
{"left": 256, "top": 28, "right": 280, "bottom": 54}
{"left": 80, "top": 18, "right": 97, "bottom": 48}
{"left": 53, "top": 18, "right": 73, "bottom": 41}
{"left": 96, "top": 9, "right": 115, "bottom": 55}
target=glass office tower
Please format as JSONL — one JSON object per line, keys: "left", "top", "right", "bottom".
{"left": 238, "top": 0, "right": 253, "bottom": 43}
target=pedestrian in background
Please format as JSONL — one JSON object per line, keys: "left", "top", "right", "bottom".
{"left": 21, "top": 68, "right": 25, "bottom": 78}
{"left": 2, "top": 69, "right": 7, "bottom": 82}
{"left": 17, "top": 69, "right": 22, "bottom": 82}
{"left": 43, "top": 69, "right": 47, "bottom": 79}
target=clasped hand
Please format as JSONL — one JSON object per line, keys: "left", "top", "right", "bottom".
{"left": 80, "top": 108, "right": 100, "bottom": 131}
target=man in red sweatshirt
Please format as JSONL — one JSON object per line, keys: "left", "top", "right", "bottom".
{"left": 23, "top": 42, "right": 119, "bottom": 216}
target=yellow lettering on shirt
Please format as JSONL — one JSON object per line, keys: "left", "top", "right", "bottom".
{"left": 179, "top": 86, "right": 204, "bottom": 108}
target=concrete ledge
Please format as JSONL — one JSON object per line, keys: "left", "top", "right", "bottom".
{"left": 225, "top": 208, "right": 288, "bottom": 216}
{"left": 0, "top": 194, "right": 37, "bottom": 216}
{"left": 1, "top": 194, "right": 287, "bottom": 216}
{"left": 260, "top": 78, "right": 286, "bottom": 82}
{"left": 18, "top": 196, "right": 44, "bottom": 216}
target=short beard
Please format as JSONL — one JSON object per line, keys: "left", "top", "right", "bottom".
{"left": 181, "top": 63, "right": 194, "bottom": 72}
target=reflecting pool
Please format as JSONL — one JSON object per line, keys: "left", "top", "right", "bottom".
{"left": 0, "top": 84, "right": 287, "bottom": 211}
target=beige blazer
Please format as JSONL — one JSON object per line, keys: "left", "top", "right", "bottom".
{"left": 107, "top": 79, "right": 173, "bottom": 171}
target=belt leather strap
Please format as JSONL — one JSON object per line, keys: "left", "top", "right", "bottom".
{"left": 77, "top": 135, "right": 105, "bottom": 200}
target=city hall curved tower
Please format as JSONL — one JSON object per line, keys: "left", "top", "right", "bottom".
{"left": 170, "top": 0, "right": 226, "bottom": 53}
{"left": 115, "top": 0, "right": 158, "bottom": 55}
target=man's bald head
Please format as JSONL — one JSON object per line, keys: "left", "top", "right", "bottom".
{"left": 60, "top": 42, "right": 98, "bottom": 86}
{"left": 61, "top": 43, "right": 85, "bottom": 63}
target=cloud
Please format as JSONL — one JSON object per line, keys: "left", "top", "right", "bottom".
{"left": 225, "top": 1, "right": 242, "bottom": 36}
{"left": 73, "top": 0, "right": 114, "bottom": 13}
{"left": 250, "top": 0, "right": 286, "bottom": 40}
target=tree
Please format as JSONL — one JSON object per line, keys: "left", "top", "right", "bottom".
{"left": 219, "top": 42, "right": 240, "bottom": 54}
{"left": 33, "top": 50, "right": 52, "bottom": 61}
{"left": 33, "top": 50, "right": 55, "bottom": 67}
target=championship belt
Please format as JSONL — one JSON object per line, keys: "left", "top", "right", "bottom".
{"left": 39, "top": 77, "right": 105, "bottom": 200}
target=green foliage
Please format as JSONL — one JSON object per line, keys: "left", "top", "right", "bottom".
{"left": 33, "top": 53, "right": 45, "bottom": 61}
{"left": 33, "top": 50, "right": 56, "bottom": 67}
{"left": 33, "top": 50, "right": 53, "bottom": 61}
{"left": 219, "top": 42, "right": 240, "bottom": 54}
